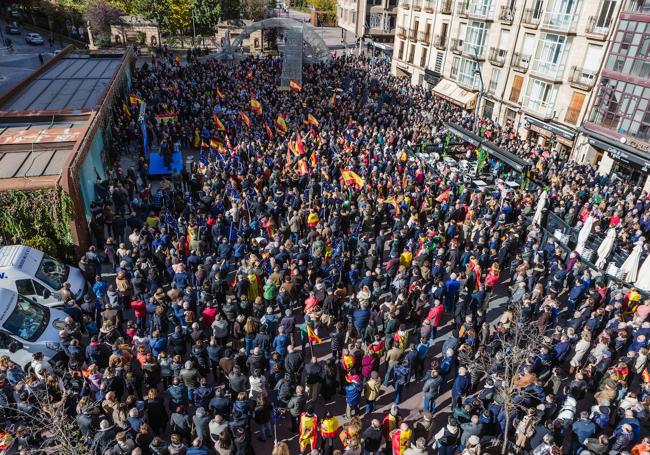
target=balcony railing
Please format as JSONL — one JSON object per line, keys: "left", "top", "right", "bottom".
{"left": 542, "top": 11, "right": 579, "bottom": 33}
{"left": 397, "top": 26, "right": 407, "bottom": 38}
{"left": 440, "top": 0, "right": 452, "bottom": 14}
{"left": 463, "top": 42, "right": 486, "bottom": 60}
{"left": 488, "top": 47, "right": 507, "bottom": 66}
{"left": 511, "top": 52, "right": 531, "bottom": 72}
{"left": 412, "top": 0, "right": 422, "bottom": 10}
{"left": 434, "top": 34, "right": 446, "bottom": 49}
{"left": 399, "top": 0, "right": 410, "bottom": 9}
{"left": 457, "top": 3, "right": 468, "bottom": 16}
{"left": 522, "top": 95, "right": 555, "bottom": 119}
{"left": 423, "top": 0, "right": 434, "bottom": 12}
{"left": 625, "top": 0, "right": 650, "bottom": 14}
{"left": 451, "top": 38, "right": 462, "bottom": 54}
{"left": 409, "top": 28, "right": 418, "bottom": 40}
{"left": 530, "top": 59, "right": 566, "bottom": 81}
{"left": 522, "top": 8, "right": 541, "bottom": 27}
{"left": 465, "top": 2, "right": 495, "bottom": 20}
{"left": 585, "top": 16, "right": 610, "bottom": 39}
{"left": 418, "top": 31, "right": 431, "bottom": 44}
{"left": 499, "top": 5, "right": 515, "bottom": 24}
{"left": 568, "top": 66, "right": 597, "bottom": 89}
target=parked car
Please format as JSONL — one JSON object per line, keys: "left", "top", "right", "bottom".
{"left": 5, "top": 23, "right": 20, "bottom": 35}
{"left": 0, "top": 288, "right": 68, "bottom": 369}
{"left": 25, "top": 32, "right": 44, "bottom": 45}
{"left": 0, "top": 245, "right": 86, "bottom": 307}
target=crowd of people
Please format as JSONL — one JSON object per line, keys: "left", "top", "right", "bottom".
{"left": 1, "top": 49, "right": 650, "bottom": 455}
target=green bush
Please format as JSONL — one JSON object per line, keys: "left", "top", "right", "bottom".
{"left": 24, "top": 236, "right": 58, "bottom": 257}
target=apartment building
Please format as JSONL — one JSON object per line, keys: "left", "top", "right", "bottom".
{"left": 337, "top": 0, "right": 399, "bottom": 44}
{"left": 575, "top": 0, "right": 650, "bottom": 186}
{"left": 391, "top": 0, "right": 621, "bottom": 157}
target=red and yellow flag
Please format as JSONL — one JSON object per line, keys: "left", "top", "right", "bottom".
{"left": 341, "top": 168, "right": 364, "bottom": 189}
{"left": 307, "top": 211, "right": 319, "bottom": 227}
{"left": 122, "top": 102, "right": 131, "bottom": 118}
{"left": 295, "top": 133, "right": 305, "bottom": 155}
{"left": 435, "top": 188, "right": 451, "bottom": 203}
{"left": 216, "top": 87, "right": 224, "bottom": 99}
{"left": 306, "top": 324, "right": 321, "bottom": 343}
{"left": 225, "top": 135, "right": 233, "bottom": 150}
{"left": 310, "top": 150, "right": 318, "bottom": 168}
{"left": 250, "top": 99, "right": 262, "bottom": 115}
{"left": 307, "top": 113, "right": 319, "bottom": 127}
{"left": 264, "top": 124, "right": 274, "bottom": 139}
{"left": 289, "top": 79, "right": 302, "bottom": 92}
{"left": 175, "top": 55, "right": 181, "bottom": 65}
{"left": 129, "top": 94, "right": 142, "bottom": 106}
{"left": 209, "top": 138, "right": 219, "bottom": 149}
{"left": 213, "top": 113, "right": 225, "bottom": 131}
{"left": 330, "top": 92, "right": 336, "bottom": 107}
{"left": 276, "top": 114, "right": 288, "bottom": 134}
{"left": 240, "top": 111, "right": 251, "bottom": 128}
{"left": 297, "top": 158, "right": 309, "bottom": 176}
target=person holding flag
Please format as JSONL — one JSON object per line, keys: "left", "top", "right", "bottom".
{"left": 307, "top": 113, "right": 319, "bottom": 127}
{"left": 276, "top": 114, "right": 288, "bottom": 134}
{"left": 341, "top": 168, "right": 365, "bottom": 189}
{"left": 298, "top": 406, "right": 319, "bottom": 455}
{"left": 289, "top": 79, "right": 302, "bottom": 92}
{"left": 250, "top": 99, "right": 262, "bottom": 115}
{"left": 390, "top": 422, "right": 413, "bottom": 455}
{"left": 240, "top": 111, "right": 251, "bottom": 128}
{"left": 320, "top": 411, "right": 339, "bottom": 455}
{"left": 213, "top": 113, "right": 225, "bottom": 131}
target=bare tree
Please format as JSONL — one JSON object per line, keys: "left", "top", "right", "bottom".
{"left": 460, "top": 311, "right": 547, "bottom": 455}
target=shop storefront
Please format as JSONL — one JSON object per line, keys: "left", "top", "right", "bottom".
{"left": 525, "top": 117, "right": 575, "bottom": 159}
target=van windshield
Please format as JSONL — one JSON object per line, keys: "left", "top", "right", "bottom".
{"left": 35, "top": 254, "right": 69, "bottom": 290}
{"left": 2, "top": 295, "right": 49, "bottom": 342}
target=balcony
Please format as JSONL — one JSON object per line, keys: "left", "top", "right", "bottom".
{"left": 440, "top": 0, "right": 452, "bottom": 14}
{"left": 488, "top": 47, "right": 507, "bottom": 66}
{"left": 423, "top": 0, "right": 434, "bottom": 12}
{"left": 585, "top": 16, "right": 610, "bottom": 40}
{"left": 499, "top": 5, "right": 514, "bottom": 24}
{"left": 465, "top": 2, "right": 495, "bottom": 20}
{"left": 451, "top": 38, "right": 462, "bottom": 54}
{"left": 433, "top": 34, "right": 446, "bottom": 50}
{"left": 511, "top": 52, "right": 531, "bottom": 72}
{"left": 463, "top": 42, "right": 486, "bottom": 60}
{"left": 457, "top": 3, "right": 468, "bottom": 17}
{"left": 530, "top": 59, "right": 566, "bottom": 81}
{"left": 542, "top": 11, "right": 579, "bottom": 33}
{"left": 522, "top": 95, "right": 555, "bottom": 119}
{"left": 458, "top": 71, "right": 480, "bottom": 90}
{"left": 409, "top": 28, "right": 418, "bottom": 40}
{"left": 568, "top": 66, "right": 597, "bottom": 90}
{"left": 412, "top": 0, "right": 422, "bottom": 10}
{"left": 399, "top": 0, "right": 410, "bottom": 9}
{"left": 625, "top": 0, "right": 650, "bottom": 14}
{"left": 397, "top": 26, "right": 407, "bottom": 38}
{"left": 418, "top": 31, "right": 431, "bottom": 44}
{"left": 521, "top": 8, "right": 541, "bottom": 28}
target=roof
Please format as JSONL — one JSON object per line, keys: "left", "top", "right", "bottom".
{"left": 0, "top": 245, "right": 42, "bottom": 275}
{"left": 0, "top": 54, "right": 122, "bottom": 113}
{"left": 112, "top": 15, "right": 158, "bottom": 26}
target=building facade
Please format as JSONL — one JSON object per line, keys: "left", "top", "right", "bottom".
{"left": 576, "top": 0, "right": 650, "bottom": 186}
{"left": 391, "top": 0, "right": 621, "bottom": 156}
{"left": 337, "top": 0, "right": 398, "bottom": 44}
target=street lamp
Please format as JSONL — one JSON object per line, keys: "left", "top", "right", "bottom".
{"left": 472, "top": 55, "right": 484, "bottom": 135}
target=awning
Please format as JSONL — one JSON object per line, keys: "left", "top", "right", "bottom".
{"left": 580, "top": 127, "right": 650, "bottom": 172}
{"left": 481, "top": 141, "right": 531, "bottom": 173}
{"left": 433, "top": 79, "right": 477, "bottom": 110}
{"left": 447, "top": 122, "right": 482, "bottom": 147}
{"left": 526, "top": 117, "right": 575, "bottom": 140}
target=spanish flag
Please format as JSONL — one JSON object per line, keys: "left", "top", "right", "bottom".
{"left": 240, "top": 111, "right": 251, "bottom": 128}
{"left": 297, "top": 158, "right": 309, "bottom": 177}
{"left": 129, "top": 94, "right": 142, "bottom": 106}
{"left": 310, "top": 150, "right": 318, "bottom": 168}
{"left": 307, "top": 113, "right": 319, "bottom": 127}
{"left": 306, "top": 323, "right": 321, "bottom": 343}
{"left": 209, "top": 138, "right": 219, "bottom": 149}
{"left": 307, "top": 211, "right": 319, "bottom": 227}
{"left": 216, "top": 87, "right": 224, "bottom": 99}
{"left": 289, "top": 79, "right": 302, "bottom": 92}
{"left": 384, "top": 197, "right": 401, "bottom": 215}
{"left": 341, "top": 168, "right": 364, "bottom": 189}
{"left": 264, "top": 123, "right": 274, "bottom": 139}
{"left": 213, "top": 113, "right": 225, "bottom": 131}
{"left": 435, "top": 188, "right": 451, "bottom": 202}
{"left": 295, "top": 133, "right": 305, "bottom": 155}
{"left": 643, "top": 367, "right": 650, "bottom": 383}
{"left": 276, "top": 114, "right": 288, "bottom": 134}
{"left": 250, "top": 99, "right": 262, "bottom": 115}
{"left": 175, "top": 55, "right": 181, "bottom": 65}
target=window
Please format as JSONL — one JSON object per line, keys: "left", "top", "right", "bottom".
{"left": 489, "top": 68, "right": 501, "bottom": 94}
{"left": 524, "top": 78, "right": 557, "bottom": 116}
{"left": 595, "top": 0, "right": 616, "bottom": 29}
{"left": 483, "top": 100, "right": 495, "bottom": 120}
{"left": 2, "top": 295, "right": 49, "bottom": 342}
{"left": 451, "top": 56, "right": 461, "bottom": 79}
{"left": 398, "top": 40, "right": 405, "bottom": 60}
{"left": 532, "top": 33, "right": 568, "bottom": 78}
{"left": 565, "top": 92, "right": 586, "bottom": 124}
{"left": 510, "top": 75, "right": 524, "bottom": 102}
{"left": 532, "top": 0, "right": 544, "bottom": 18}
{"left": 458, "top": 58, "right": 480, "bottom": 88}
{"left": 16, "top": 279, "right": 36, "bottom": 296}
{"left": 434, "top": 51, "right": 444, "bottom": 73}
{"left": 420, "top": 47, "right": 428, "bottom": 67}
{"left": 465, "top": 21, "right": 488, "bottom": 57}
{"left": 408, "top": 44, "right": 416, "bottom": 63}
{"left": 605, "top": 19, "right": 650, "bottom": 78}
{"left": 458, "top": 23, "right": 467, "bottom": 46}
{"left": 369, "top": 13, "right": 382, "bottom": 29}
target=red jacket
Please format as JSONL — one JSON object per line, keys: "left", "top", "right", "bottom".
{"left": 426, "top": 305, "right": 444, "bottom": 327}
{"left": 130, "top": 300, "right": 147, "bottom": 319}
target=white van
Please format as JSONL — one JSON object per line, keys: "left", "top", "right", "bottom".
{"left": 0, "top": 289, "right": 68, "bottom": 369}
{"left": 0, "top": 245, "right": 86, "bottom": 307}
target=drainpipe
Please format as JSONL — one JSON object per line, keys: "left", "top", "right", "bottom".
{"left": 496, "top": 0, "right": 528, "bottom": 123}
{"left": 424, "top": 0, "right": 439, "bottom": 77}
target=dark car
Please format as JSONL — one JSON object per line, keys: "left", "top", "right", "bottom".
{"left": 5, "top": 24, "right": 20, "bottom": 35}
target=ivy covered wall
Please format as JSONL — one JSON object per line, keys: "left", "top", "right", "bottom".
{"left": 0, "top": 186, "right": 75, "bottom": 261}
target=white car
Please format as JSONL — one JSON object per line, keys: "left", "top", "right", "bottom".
{"left": 0, "top": 289, "right": 67, "bottom": 369}
{"left": 0, "top": 245, "right": 86, "bottom": 307}
{"left": 25, "top": 32, "right": 44, "bottom": 45}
